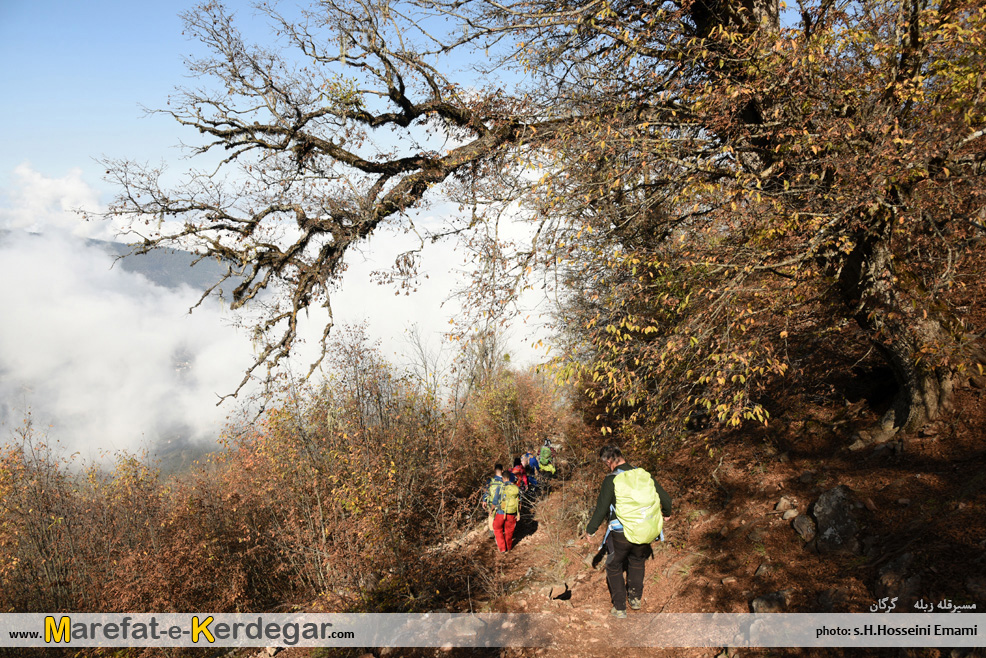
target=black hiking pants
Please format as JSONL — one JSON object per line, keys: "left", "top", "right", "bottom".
{"left": 605, "top": 530, "right": 652, "bottom": 611}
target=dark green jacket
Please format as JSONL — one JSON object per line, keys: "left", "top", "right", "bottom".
{"left": 586, "top": 463, "right": 672, "bottom": 536}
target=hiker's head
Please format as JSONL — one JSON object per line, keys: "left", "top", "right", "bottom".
{"left": 494, "top": 463, "right": 504, "bottom": 475}
{"left": 598, "top": 445, "right": 624, "bottom": 469}
{"left": 513, "top": 456, "right": 522, "bottom": 467}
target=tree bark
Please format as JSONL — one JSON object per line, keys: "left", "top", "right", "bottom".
{"left": 838, "top": 233, "right": 954, "bottom": 444}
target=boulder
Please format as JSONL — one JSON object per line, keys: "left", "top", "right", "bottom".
{"left": 751, "top": 589, "right": 793, "bottom": 613}
{"left": 812, "top": 485, "right": 860, "bottom": 554}
{"left": 775, "top": 497, "right": 794, "bottom": 512}
{"left": 754, "top": 563, "right": 775, "bottom": 578}
{"left": 875, "top": 553, "right": 921, "bottom": 603}
{"left": 792, "top": 514, "right": 816, "bottom": 542}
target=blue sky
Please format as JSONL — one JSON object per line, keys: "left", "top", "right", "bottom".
{"left": 0, "top": 1, "right": 199, "bottom": 190}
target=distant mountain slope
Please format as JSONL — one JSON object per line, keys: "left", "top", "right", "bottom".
{"left": 0, "top": 230, "right": 243, "bottom": 294}
{"left": 85, "top": 238, "right": 244, "bottom": 295}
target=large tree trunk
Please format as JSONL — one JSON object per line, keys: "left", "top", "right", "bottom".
{"left": 838, "top": 233, "right": 954, "bottom": 445}
{"left": 690, "top": 0, "right": 779, "bottom": 36}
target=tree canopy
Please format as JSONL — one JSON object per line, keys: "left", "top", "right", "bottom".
{"left": 107, "top": 0, "right": 986, "bottom": 442}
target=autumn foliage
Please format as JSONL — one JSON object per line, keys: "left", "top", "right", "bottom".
{"left": 0, "top": 329, "right": 580, "bottom": 614}
{"left": 533, "top": 0, "right": 986, "bottom": 447}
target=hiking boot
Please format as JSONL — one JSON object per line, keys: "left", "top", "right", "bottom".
{"left": 610, "top": 607, "right": 628, "bottom": 619}
{"left": 629, "top": 598, "right": 642, "bottom": 610}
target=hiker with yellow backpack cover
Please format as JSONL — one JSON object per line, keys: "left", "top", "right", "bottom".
{"left": 583, "top": 445, "right": 672, "bottom": 619}
{"left": 484, "top": 463, "right": 522, "bottom": 552}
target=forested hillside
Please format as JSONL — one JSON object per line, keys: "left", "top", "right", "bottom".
{"left": 2, "top": 0, "right": 985, "bottom": 654}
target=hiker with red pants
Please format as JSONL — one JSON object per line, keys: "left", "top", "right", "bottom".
{"left": 583, "top": 445, "right": 672, "bottom": 618}
{"left": 485, "top": 463, "right": 521, "bottom": 553}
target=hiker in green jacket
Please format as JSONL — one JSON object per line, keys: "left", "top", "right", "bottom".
{"left": 583, "top": 445, "right": 672, "bottom": 619}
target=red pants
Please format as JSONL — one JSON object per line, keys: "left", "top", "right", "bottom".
{"left": 493, "top": 512, "right": 517, "bottom": 552}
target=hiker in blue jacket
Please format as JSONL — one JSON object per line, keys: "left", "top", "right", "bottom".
{"left": 583, "top": 445, "right": 672, "bottom": 618}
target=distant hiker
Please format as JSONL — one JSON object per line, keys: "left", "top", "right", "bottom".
{"left": 515, "top": 452, "right": 538, "bottom": 495}
{"left": 523, "top": 449, "right": 539, "bottom": 473}
{"left": 483, "top": 466, "right": 502, "bottom": 537}
{"left": 511, "top": 457, "right": 529, "bottom": 491}
{"left": 485, "top": 463, "right": 521, "bottom": 552}
{"left": 583, "top": 445, "right": 672, "bottom": 619}
{"left": 539, "top": 439, "right": 557, "bottom": 476}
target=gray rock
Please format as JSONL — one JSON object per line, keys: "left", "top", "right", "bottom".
{"left": 875, "top": 553, "right": 921, "bottom": 603}
{"left": 754, "top": 563, "right": 775, "bottom": 578}
{"left": 751, "top": 589, "right": 793, "bottom": 613}
{"left": 549, "top": 583, "right": 570, "bottom": 599}
{"left": 782, "top": 509, "right": 798, "bottom": 521}
{"left": 813, "top": 485, "right": 860, "bottom": 554}
{"left": 848, "top": 436, "right": 869, "bottom": 451}
{"left": 775, "top": 497, "right": 794, "bottom": 512}
{"left": 799, "top": 471, "right": 816, "bottom": 484}
{"left": 792, "top": 514, "right": 816, "bottom": 542}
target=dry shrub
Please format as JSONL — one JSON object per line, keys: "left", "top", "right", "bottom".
{"left": 530, "top": 469, "right": 597, "bottom": 565}
{"left": 0, "top": 418, "right": 293, "bottom": 613}
{"left": 0, "top": 421, "right": 92, "bottom": 611}
{"left": 0, "top": 331, "right": 585, "bottom": 616}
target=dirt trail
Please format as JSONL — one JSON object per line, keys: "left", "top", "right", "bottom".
{"left": 448, "top": 479, "right": 714, "bottom": 658}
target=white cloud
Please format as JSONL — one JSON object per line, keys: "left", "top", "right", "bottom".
{"left": 0, "top": 165, "right": 555, "bottom": 458}
{"left": 0, "top": 229, "right": 257, "bottom": 457}
{"left": 0, "top": 163, "right": 116, "bottom": 239}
